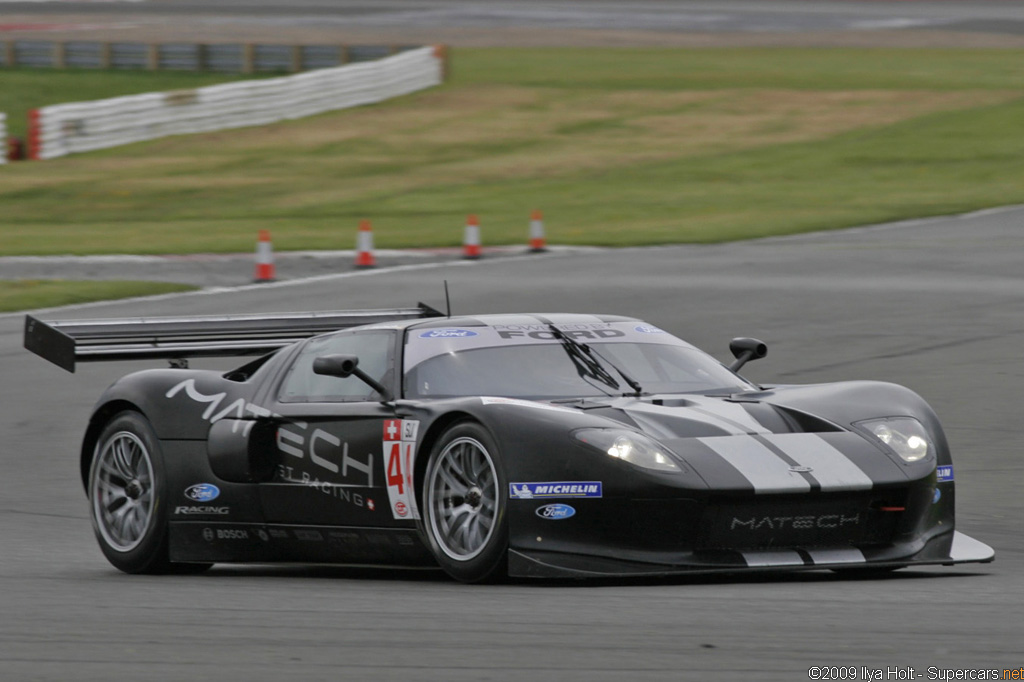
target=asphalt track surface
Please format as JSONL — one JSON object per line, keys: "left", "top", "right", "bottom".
{"left": 2, "top": 207, "right": 1023, "bottom": 680}
{"left": 5, "top": 0, "right": 1024, "bottom": 45}
{"left": 4, "top": 0, "right": 1024, "bottom": 32}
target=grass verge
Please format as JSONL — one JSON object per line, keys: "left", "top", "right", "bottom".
{"left": 0, "top": 280, "right": 197, "bottom": 313}
{"left": 1, "top": 48, "right": 1023, "bottom": 254}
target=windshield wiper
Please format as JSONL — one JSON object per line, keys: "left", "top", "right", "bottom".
{"left": 546, "top": 324, "right": 644, "bottom": 397}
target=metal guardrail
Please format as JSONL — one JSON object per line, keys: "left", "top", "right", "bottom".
{"left": 0, "top": 41, "right": 416, "bottom": 73}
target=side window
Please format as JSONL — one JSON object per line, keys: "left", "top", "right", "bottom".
{"left": 279, "top": 331, "right": 394, "bottom": 402}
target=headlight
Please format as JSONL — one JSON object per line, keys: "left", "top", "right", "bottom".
{"left": 574, "top": 428, "right": 681, "bottom": 472}
{"left": 857, "top": 417, "right": 931, "bottom": 463}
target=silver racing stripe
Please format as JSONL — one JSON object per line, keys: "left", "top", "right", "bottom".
{"left": 742, "top": 550, "right": 805, "bottom": 567}
{"left": 698, "top": 436, "right": 812, "bottom": 493}
{"left": 624, "top": 399, "right": 770, "bottom": 438}
{"left": 685, "top": 397, "right": 772, "bottom": 435}
{"left": 761, "top": 434, "right": 873, "bottom": 491}
{"left": 807, "top": 548, "right": 866, "bottom": 565}
{"left": 699, "top": 433, "right": 874, "bottom": 493}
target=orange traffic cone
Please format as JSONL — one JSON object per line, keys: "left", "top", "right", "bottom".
{"left": 463, "top": 215, "right": 482, "bottom": 260}
{"left": 355, "top": 219, "right": 376, "bottom": 268}
{"left": 529, "top": 209, "right": 546, "bottom": 252}
{"left": 253, "top": 229, "right": 275, "bottom": 282}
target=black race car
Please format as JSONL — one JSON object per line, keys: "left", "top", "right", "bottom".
{"left": 24, "top": 305, "right": 994, "bottom": 582}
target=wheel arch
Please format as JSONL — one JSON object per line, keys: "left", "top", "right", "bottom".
{"left": 80, "top": 399, "right": 147, "bottom": 492}
{"left": 413, "top": 411, "right": 479, "bottom": 510}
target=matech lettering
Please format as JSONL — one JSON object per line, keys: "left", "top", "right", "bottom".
{"left": 730, "top": 513, "right": 861, "bottom": 531}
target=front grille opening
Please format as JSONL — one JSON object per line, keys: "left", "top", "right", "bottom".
{"left": 697, "top": 491, "right": 908, "bottom": 551}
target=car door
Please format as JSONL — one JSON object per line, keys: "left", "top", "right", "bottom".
{"left": 258, "top": 328, "right": 414, "bottom": 528}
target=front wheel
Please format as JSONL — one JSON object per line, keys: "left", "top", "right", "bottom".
{"left": 421, "top": 422, "right": 508, "bottom": 583}
{"left": 88, "top": 411, "right": 175, "bottom": 574}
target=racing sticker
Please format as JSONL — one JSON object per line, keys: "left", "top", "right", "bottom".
{"left": 184, "top": 483, "right": 220, "bottom": 502}
{"left": 536, "top": 504, "right": 576, "bottom": 519}
{"left": 510, "top": 481, "right": 602, "bottom": 499}
{"left": 383, "top": 419, "right": 420, "bottom": 520}
{"left": 937, "top": 465, "right": 954, "bottom": 482}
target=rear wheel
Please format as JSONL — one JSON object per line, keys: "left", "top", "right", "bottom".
{"left": 421, "top": 422, "right": 508, "bottom": 583}
{"left": 88, "top": 412, "right": 188, "bottom": 574}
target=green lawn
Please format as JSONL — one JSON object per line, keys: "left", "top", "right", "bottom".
{"left": 1, "top": 47, "right": 1023, "bottom": 255}
{"left": 0, "top": 280, "right": 197, "bottom": 313}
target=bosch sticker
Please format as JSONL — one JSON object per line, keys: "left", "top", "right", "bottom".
{"left": 383, "top": 419, "right": 420, "bottom": 520}
{"left": 510, "top": 481, "right": 602, "bottom": 499}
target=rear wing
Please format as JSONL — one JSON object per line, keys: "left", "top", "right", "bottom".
{"left": 24, "top": 303, "right": 443, "bottom": 373}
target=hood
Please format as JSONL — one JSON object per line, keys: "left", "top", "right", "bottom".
{"left": 578, "top": 395, "right": 926, "bottom": 494}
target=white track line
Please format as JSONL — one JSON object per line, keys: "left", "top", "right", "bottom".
{"left": 0, "top": 250, "right": 570, "bottom": 319}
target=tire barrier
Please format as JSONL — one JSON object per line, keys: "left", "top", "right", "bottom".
{"left": 27, "top": 46, "right": 445, "bottom": 160}
{"left": 0, "top": 40, "right": 410, "bottom": 73}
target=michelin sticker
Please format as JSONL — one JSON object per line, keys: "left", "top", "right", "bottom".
{"left": 634, "top": 325, "right": 665, "bottom": 334}
{"left": 937, "top": 465, "right": 954, "bottom": 482}
{"left": 510, "top": 481, "right": 602, "bottom": 499}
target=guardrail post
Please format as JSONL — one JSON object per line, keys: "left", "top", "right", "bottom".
{"left": 339, "top": 44, "right": 349, "bottom": 65}
{"left": 433, "top": 44, "right": 449, "bottom": 82}
{"left": 147, "top": 43, "right": 159, "bottom": 71}
{"left": 197, "top": 43, "right": 208, "bottom": 71}
{"left": 100, "top": 42, "right": 111, "bottom": 69}
{"left": 27, "top": 109, "right": 41, "bottom": 160}
{"left": 242, "top": 43, "right": 254, "bottom": 74}
{"left": 290, "top": 45, "right": 302, "bottom": 73}
{"left": 54, "top": 41, "right": 66, "bottom": 69}
{"left": 3, "top": 41, "right": 14, "bottom": 68}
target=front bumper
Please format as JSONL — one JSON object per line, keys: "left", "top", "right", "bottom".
{"left": 507, "top": 530, "right": 994, "bottom": 579}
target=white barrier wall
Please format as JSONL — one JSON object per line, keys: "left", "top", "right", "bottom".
{"left": 31, "top": 46, "right": 444, "bottom": 160}
{"left": 0, "top": 113, "right": 7, "bottom": 165}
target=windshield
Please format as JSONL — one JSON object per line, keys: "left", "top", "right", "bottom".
{"left": 404, "top": 339, "right": 750, "bottom": 399}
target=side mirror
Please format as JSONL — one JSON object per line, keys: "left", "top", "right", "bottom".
{"left": 313, "top": 354, "right": 359, "bottom": 378}
{"left": 313, "top": 354, "right": 393, "bottom": 402}
{"left": 728, "top": 337, "right": 767, "bottom": 373}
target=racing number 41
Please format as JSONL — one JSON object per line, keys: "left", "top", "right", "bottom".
{"left": 382, "top": 419, "right": 419, "bottom": 519}
{"left": 387, "top": 442, "right": 407, "bottom": 495}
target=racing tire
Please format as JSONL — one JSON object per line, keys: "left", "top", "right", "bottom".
{"left": 88, "top": 411, "right": 188, "bottom": 574}
{"left": 421, "top": 422, "right": 508, "bottom": 583}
